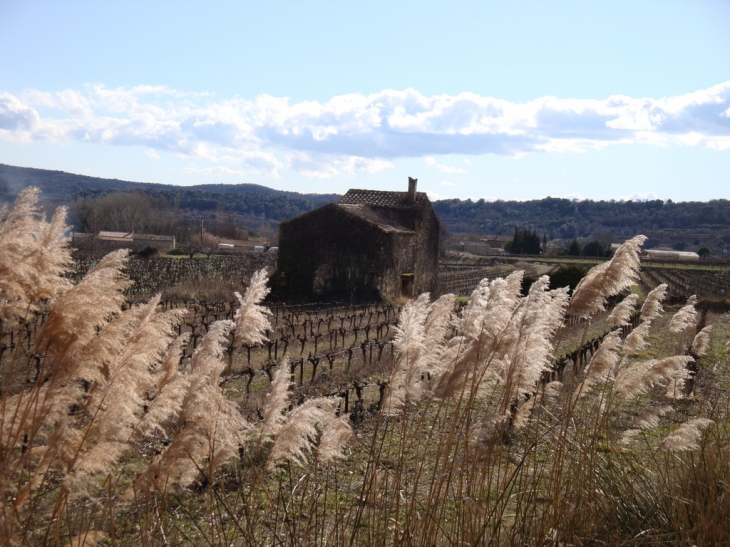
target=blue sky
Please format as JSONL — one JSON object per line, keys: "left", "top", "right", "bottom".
{"left": 1, "top": 0, "right": 729, "bottom": 201}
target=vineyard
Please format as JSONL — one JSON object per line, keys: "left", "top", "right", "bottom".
{"left": 4, "top": 190, "right": 730, "bottom": 546}
{"left": 641, "top": 265, "right": 730, "bottom": 301}
{"left": 67, "top": 254, "right": 277, "bottom": 299}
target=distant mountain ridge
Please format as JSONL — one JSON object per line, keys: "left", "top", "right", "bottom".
{"left": 2, "top": 163, "right": 730, "bottom": 252}
{"left": 0, "top": 163, "right": 338, "bottom": 203}
{"left": 0, "top": 163, "right": 340, "bottom": 222}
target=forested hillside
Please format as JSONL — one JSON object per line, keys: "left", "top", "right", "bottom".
{"left": 0, "top": 163, "right": 338, "bottom": 221}
{"left": 3, "top": 163, "right": 730, "bottom": 251}
{"left": 434, "top": 196, "right": 730, "bottom": 249}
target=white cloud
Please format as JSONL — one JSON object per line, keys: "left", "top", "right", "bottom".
{"left": 563, "top": 192, "right": 585, "bottom": 201}
{"left": 184, "top": 166, "right": 248, "bottom": 176}
{"left": 1, "top": 82, "right": 730, "bottom": 177}
{"left": 424, "top": 156, "right": 467, "bottom": 173}
{"left": 441, "top": 180, "right": 454, "bottom": 186}
{"left": 144, "top": 149, "right": 160, "bottom": 159}
{"left": 287, "top": 152, "right": 394, "bottom": 179}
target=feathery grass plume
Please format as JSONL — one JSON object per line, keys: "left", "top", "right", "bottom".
{"left": 1, "top": 249, "right": 134, "bottom": 506}
{"left": 640, "top": 283, "right": 668, "bottom": 322}
{"left": 0, "top": 187, "right": 72, "bottom": 324}
{"left": 35, "top": 249, "right": 132, "bottom": 373}
{"left": 382, "top": 294, "right": 430, "bottom": 415}
{"left": 473, "top": 413, "right": 510, "bottom": 443}
{"left": 317, "top": 414, "right": 354, "bottom": 462}
{"left": 669, "top": 295, "right": 699, "bottom": 333}
{"left": 659, "top": 418, "right": 713, "bottom": 451}
{"left": 621, "top": 322, "right": 652, "bottom": 356}
{"left": 634, "top": 405, "right": 673, "bottom": 429}
{"left": 572, "top": 331, "right": 622, "bottom": 402}
{"left": 434, "top": 271, "right": 524, "bottom": 399}
{"left": 133, "top": 333, "right": 191, "bottom": 440}
{"left": 138, "top": 320, "right": 251, "bottom": 491}
{"left": 421, "top": 293, "right": 456, "bottom": 376}
{"left": 267, "top": 397, "right": 349, "bottom": 470}
{"left": 608, "top": 294, "right": 639, "bottom": 327}
{"left": 614, "top": 355, "right": 694, "bottom": 400}
{"left": 261, "top": 359, "right": 293, "bottom": 438}
{"left": 513, "top": 381, "right": 562, "bottom": 430}
{"left": 382, "top": 293, "right": 455, "bottom": 414}
{"left": 513, "top": 398, "right": 538, "bottom": 430}
{"left": 690, "top": 325, "right": 712, "bottom": 357}
{"left": 2, "top": 252, "right": 131, "bottom": 477}
{"left": 620, "top": 429, "right": 641, "bottom": 445}
{"left": 232, "top": 268, "right": 271, "bottom": 348}
{"left": 566, "top": 235, "right": 646, "bottom": 319}
{"left": 62, "top": 295, "right": 187, "bottom": 492}
{"left": 492, "top": 277, "right": 569, "bottom": 412}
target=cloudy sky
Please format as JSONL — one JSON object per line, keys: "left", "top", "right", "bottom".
{"left": 1, "top": 0, "right": 729, "bottom": 201}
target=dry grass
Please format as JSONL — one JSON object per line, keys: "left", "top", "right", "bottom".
{"left": 3, "top": 189, "right": 730, "bottom": 545}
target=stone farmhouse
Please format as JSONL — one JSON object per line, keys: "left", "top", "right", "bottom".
{"left": 276, "top": 178, "right": 440, "bottom": 301}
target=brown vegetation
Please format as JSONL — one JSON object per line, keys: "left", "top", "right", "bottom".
{"left": 2, "top": 189, "right": 730, "bottom": 545}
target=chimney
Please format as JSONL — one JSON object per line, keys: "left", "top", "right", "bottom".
{"left": 407, "top": 177, "right": 417, "bottom": 202}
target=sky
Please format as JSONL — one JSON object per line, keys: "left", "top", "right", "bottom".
{"left": 0, "top": 0, "right": 729, "bottom": 202}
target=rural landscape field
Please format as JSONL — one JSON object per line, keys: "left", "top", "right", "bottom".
{"left": 3, "top": 183, "right": 730, "bottom": 545}
{"left": 3, "top": 1, "right": 730, "bottom": 545}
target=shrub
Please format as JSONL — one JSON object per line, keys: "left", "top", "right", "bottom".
{"left": 136, "top": 245, "right": 159, "bottom": 258}
{"left": 549, "top": 264, "right": 587, "bottom": 292}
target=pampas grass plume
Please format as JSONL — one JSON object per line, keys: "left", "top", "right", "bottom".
{"left": 614, "top": 355, "right": 694, "bottom": 399}
{"left": 0, "top": 187, "right": 72, "bottom": 323}
{"left": 608, "top": 294, "right": 638, "bottom": 327}
{"left": 660, "top": 418, "right": 713, "bottom": 451}
{"left": 567, "top": 235, "right": 646, "bottom": 319}
{"left": 622, "top": 322, "right": 652, "bottom": 356}
{"left": 634, "top": 405, "right": 673, "bottom": 429}
{"left": 691, "top": 325, "right": 712, "bottom": 357}
{"left": 669, "top": 295, "right": 699, "bottom": 333}
{"left": 267, "top": 397, "right": 350, "bottom": 469}
{"left": 572, "top": 331, "right": 622, "bottom": 401}
{"left": 261, "top": 359, "right": 293, "bottom": 437}
{"left": 640, "top": 283, "right": 667, "bottom": 322}
{"left": 233, "top": 269, "right": 272, "bottom": 348}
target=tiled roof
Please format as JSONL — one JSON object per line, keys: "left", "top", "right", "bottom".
{"left": 338, "top": 189, "right": 428, "bottom": 208}
{"left": 99, "top": 231, "right": 134, "bottom": 239}
{"left": 98, "top": 231, "right": 174, "bottom": 242}
{"left": 134, "top": 234, "right": 175, "bottom": 242}
{"left": 337, "top": 204, "right": 415, "bottom": 234}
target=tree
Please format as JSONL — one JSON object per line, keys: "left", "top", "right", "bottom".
{"left": 549, "top": 265, "right": 587, "bottom": 293}
{"left": 698, "top": 246, "right": 711, "bottom": 259}
{"left": 506, "top": 227, "right": 541, "bottom": 255}
{"left": 182, "top": 232, "right": 220, "bottom": 258}
{"left": 74, "top": 191, "right": 176, "bottom": 236}
{"left": 582, "top": 240, "right": 610, "bottom": 257}
{"left": 567, "top": 239, "right": 582, "bottom": 256}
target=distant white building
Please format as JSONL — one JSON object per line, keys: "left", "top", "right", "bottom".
{"left": 612, "top": 243, "right": 700, "bottom": 261}
{"left": 97, "top": 231, "right": 176, "bottom": 251}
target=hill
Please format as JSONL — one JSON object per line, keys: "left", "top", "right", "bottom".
{"left": 0, "top": 163, "right": 339, "bottom": 222}
{"left": 433, "top": 196, "right": 730, "bottom": 251}
{"left": 2, "top": 163, "right": 730, "bottom": 251}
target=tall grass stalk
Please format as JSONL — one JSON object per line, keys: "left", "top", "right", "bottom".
{"left": 3, "top": 189, "right": 730, "bottom": 545}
